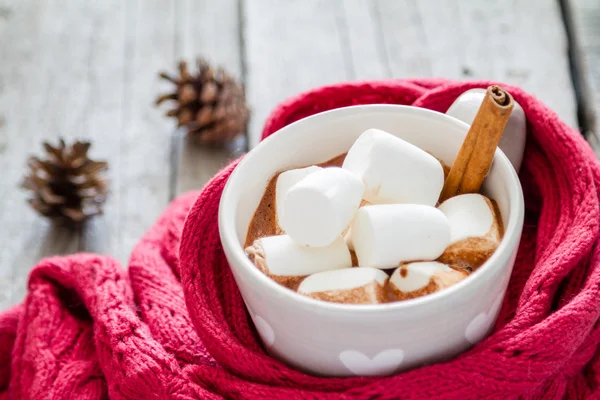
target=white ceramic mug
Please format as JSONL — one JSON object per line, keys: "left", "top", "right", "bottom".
{"left": 219, "top": 103, "right": 525, "bottom": 377}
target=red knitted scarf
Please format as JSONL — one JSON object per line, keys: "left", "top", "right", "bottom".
{"left": 1, "top": 80, "right": 599, "bottom": 399}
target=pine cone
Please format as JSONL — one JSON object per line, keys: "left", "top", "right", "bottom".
{"left": 21, "top": 139, "right": 109, "bottom": 224}
{"left": 156, "top": 59, "right": 250, "bottom": 145}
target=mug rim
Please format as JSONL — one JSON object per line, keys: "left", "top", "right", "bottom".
{"left": 219, "top": 104, "right": 525, "bottom": 313}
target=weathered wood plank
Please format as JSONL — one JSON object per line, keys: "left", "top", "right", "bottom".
{"left": 339, "top": 0, "right": 390, "bottom": 79}
{"left": 173, "top": 0, "right": 244, "bottom": 196}
{"left": 375, "top": 0, "right": 578, "bottom": 128}
{"left": 0, "top": 0, "right": 239, "bottom": 310}
{"left": 244, "top": 0, "right": 349, "bottom": 147}
{"left": 371, "top": 0, "right": 434, "bottom": 78}
{"left": 77, "top": 1, "right": 127, "bottom": 258}
{"left": 111, "top": 0, "right": 176, "bottom": 264}
{"left": 0, "top": 0, "right": 124, "bottom": 309}
{"left": 244, "top": 0, "right": 578, "bottom": 150}
{"left": 569, "top": 0, "right": 600, "bottom": 153}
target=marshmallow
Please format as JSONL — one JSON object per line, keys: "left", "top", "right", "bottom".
{"left": 343, "top": 200, "right": 370, "bottom": 252}
{"left": 297, "top": 267, "right": 389, "bottom": 304}
{"left": 276, "top": 166, "right": 322, "bottom": 223}
{"left": 342, "top": 129, "right": 444, "bottom": 205}
{"left": 280, "top": 167, "right": 365, "bottom": 247}
{"left": 389, "top": 262, "right": 467, "bottom": 300}
{"left": 437, "top": 194, "right": 503, "bottom": 270}
{"left": 438, "top": 194, "right": 502, "bottom": 244}
{"left": 344, "top": 228, "right": 354, "bottom": 251}
{"left": 352, "top": 204, "right": 450, "bottom": 269}
{"left": 246, "top": 235, "right": 351, "bottom": 288}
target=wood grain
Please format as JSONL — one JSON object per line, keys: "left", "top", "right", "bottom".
{"left": 173, "top": 0, "right": 244, "bottom": 196}
{"left": 376, "top": 0, "right": 578, "bottom": 128}
{"left": 569, "top": 0, "right": 600, "bottom": 154}
{"left": 339, "top": 0, "right": 390, "bottom": 79}
{"left": 243, "top": 0, "right": 349, "bottom": 147}
{"left": 107, "top": 0, "right": 176, "bottom": 264}
{"left": 77, "top": 0, "right": 127, "bottom": 258}
{"left": 0, "top": 0, "right": 124, "bottom": 309}
{"left": 243, "top": 0, "right": 578, "bottom": 149}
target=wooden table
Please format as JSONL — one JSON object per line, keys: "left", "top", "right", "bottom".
{"left": 0, "top": 0, "right": 596, "bottom": 310}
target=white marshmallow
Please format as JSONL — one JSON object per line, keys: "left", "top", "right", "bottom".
{"left": 298, "top": 267, "right": 389, "bottom": 304}
{"left": 343, "top": 201, "right": 370, "bottom": 252}
{"left": 246, "top": 235, "right": 352, "bottom": 278}
{"left": 342, "top": 129, "right": 444, "bottom": 205}
{"left": 280, "top": 167, "right": 365, "bottom": 247}
{"left": 344, "top": 228, "right": 354, "bottom": 251}
{"left": 276, "top": 166, "right": 322, "bottom": 223}
{"left": 389, "top": 261, "right": 466, "bottom": 299}
{"left": 352, "top": 204, "right": 450, "bottom": 269}
{"left": 437, "top": 194, "right": 501, "bottom": 244}
{"left": 436, "top": 194, "right": 502, "bottom": 270}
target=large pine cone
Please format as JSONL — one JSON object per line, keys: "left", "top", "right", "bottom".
{"left": 21, "top": 139, "right": 109, "bottom": 224}
{"left": 156, "top": 59, "right": 250, "bottom": 145}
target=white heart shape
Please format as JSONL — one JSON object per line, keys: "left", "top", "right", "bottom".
{"left": 339, "top": 349, "right": 404, "bottom": 376}
{"left": 253, "top": 315, "right": 275, "bottom": 346}
{"left": 465, "top": 293, "right": 504, "bottom": 344}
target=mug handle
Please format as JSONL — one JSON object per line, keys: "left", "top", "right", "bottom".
{"left": 445, "top": 88, "right": 526, "bottom": 172}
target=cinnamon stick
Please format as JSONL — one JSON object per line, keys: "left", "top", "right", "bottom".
{"left": 438, "top": 85, "right": 514, "bottom": 202}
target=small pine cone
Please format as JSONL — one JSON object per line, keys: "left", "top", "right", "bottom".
{"left": 156, "top": 59, "right": 250, "bottom": 145}
{"left": 21, "top": 139, "right": 109, "bottom": 224}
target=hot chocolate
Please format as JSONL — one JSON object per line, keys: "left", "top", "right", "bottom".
{"left": 244, "top": 129, "right": 504, "bottom": 305}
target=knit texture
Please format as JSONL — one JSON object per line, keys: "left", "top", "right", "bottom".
{"left": 1, "top": 79, "right": 600, "bottom": 399}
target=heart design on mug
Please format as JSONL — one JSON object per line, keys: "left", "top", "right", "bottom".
{"left": 339, "top": 349, "right": 404, "bottom": 376}
{"left": 465, "top": 293, "right": 504, "bottom": 344}
{"left": 253, "top": 315, "right": 275, "bottom": 346}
